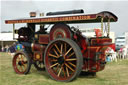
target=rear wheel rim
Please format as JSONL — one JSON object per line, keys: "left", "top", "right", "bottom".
{"left": 45, "top": 40, "right": 78, "bottom": 81}
{"left": 34, "top": 61, "right": 45, "bottom": 71}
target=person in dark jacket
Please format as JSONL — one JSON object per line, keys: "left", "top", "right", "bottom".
{"left": 9, "top": 43, "right": 16, "bottom": 58}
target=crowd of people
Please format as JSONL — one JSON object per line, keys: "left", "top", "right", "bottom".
{"left": 0, "top": 45, "right": 11, "bottom": 52}
{"left": 106, "top": 46, "right": 128, "bottom": 62}
{"left": 0, "top": 42, "right": 24, "bottom": 58}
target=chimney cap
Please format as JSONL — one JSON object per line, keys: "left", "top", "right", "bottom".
{"left": 30, "top": 12, "right": 36, "bottom": 17}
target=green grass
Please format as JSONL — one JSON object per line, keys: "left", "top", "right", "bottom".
{"left": 0, "top": 52, "right": 128, "bottom": 85}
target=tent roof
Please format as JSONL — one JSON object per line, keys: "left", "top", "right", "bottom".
{"left": 0, "top": 33, "right": 17, "bottom": 41}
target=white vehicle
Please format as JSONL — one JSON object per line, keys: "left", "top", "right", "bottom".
{"left": 115, "top": 35, "right": 125, "bottom": 50}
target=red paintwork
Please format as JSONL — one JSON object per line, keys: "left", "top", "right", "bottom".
{"left": 49, "top": 24, "right": 72, "bottom": 41}
{"left": 32, "top": 44, "right": 42, "bottom": 51}
{"left": 94, "top": 29, "right": 102, "bottom": 37}
{"left": 82, "top": 45, "right": 108, "bottom": 72}
{"left": 32, "top": 43, "right": 46, "bottom": 61}
{"left": 33, "top": 52, "right": 42, "bottom": 61}
{"left": 78, "top": 36, "right": 112, "bottom": 72}
{"left": 39, "top": 34, "right": 49, "bottom": 44}
{"left": 109, "top": 43, "right": 116, "bottom": 51}
{"left": 72, "top": 33, "right": 112, "bottom": 72}
{"left": 32, "top": 28, "right": 113, "bottom": 73}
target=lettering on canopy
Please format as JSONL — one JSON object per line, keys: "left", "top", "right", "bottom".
{"left": 5, "top": 14, "right": 96, "bottom": 24}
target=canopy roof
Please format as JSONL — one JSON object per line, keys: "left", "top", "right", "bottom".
{"left": 5, "top": 11, "right": 118, "bottom": 24}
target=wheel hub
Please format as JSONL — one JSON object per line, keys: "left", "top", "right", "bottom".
{"left": 18, "top": 61, "right": 23, "bottom": 66}
{"left": 56, "top": 34, "right": 63, "bottom": 38}
{"left": 58, "top": 55, "right": 64, "bottom": 65}
{"left": 18, "top": 61, "right": 26, "bottom": 66}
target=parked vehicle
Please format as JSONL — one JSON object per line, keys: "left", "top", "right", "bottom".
{"left": 116, "top": 35, "right": 126, "bottom": 50}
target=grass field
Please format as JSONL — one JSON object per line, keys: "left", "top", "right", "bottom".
{"left": 0, "top": 52, "right": 128, "bottom": 85}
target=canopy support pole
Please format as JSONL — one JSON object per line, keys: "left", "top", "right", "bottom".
{"left": 107, "top": 19, "right": 110, "bottom": 37}
{"left": 13, "top": 24, "right": 15, "bottom": 39}
{"left": 101, "top": 17, "right": 104, "bottom": 36}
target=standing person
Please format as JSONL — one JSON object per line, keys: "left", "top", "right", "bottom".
{"left": 1, "top": 46, "right": 4, "bottom": 52}
{"left": 105, "top": 47, "right": 111, "bottom": 62}
{"left": 119, "top": 47, "right": 123, "bottom": 59}
{"left": 122, "top": 46, "right": 127, "bottom": 59}
{"left": 0, "top": 45, "right": 2, "bottom": 52}
{"left": 109, "top": 48, "right": 117, "bottom": 62}
{"left": 5, "top": 45, "right": 9, "bottom": 52}
{"left": 16, "top": 43, "right": 24, "bottom": 51}
{"left": 8, "top": 43, "right": 16, "bottom": 58}
{"left": 125, "top": 45, "right": 128, "bottom": 59}
{"left": 105, "top": 47, "right": 117, "bottom": 62}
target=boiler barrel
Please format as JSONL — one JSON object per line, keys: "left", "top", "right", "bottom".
{"left": 20, "top": 42, "right": 46, "bottom": 52}
{"left": 46, "top": 9, "right": 84, "bottom": 16}
{"left": 20, "top": 42, "right": 31, "bottom": 47}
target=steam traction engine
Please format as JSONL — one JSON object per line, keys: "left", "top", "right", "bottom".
{"left": 5, "top": 9, "right": 118, "bottom": 82}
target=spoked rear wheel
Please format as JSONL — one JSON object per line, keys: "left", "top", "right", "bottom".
{"left": 34, "top": 61, "right": 45, "bottom": 71}
{"left": 12, "top": 51, "right": 31, "bottom": 74}
{"left": 44, "top": 38, "right": 83, "bottom": 82}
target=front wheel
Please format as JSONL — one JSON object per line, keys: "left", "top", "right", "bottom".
{"left": 12, "top": 51, "right": 31, "bottom": 74}
{"left": 44, "top": 38, "right": 83, "bottom": 82}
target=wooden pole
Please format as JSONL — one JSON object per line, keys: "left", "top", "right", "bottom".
{"left": 101, "top": 17, "right": 104, "bottom": 37}
{"left": 13, "top": 24, "right": 15, "bottom": 39}
{"left": 107, "top": 19, "right": 110, "bottom": 37}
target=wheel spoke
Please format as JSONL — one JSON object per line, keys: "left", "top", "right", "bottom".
{"left": 37, "top": 61, "right": 39, "bottom": 65}
{"left": 50, "top": 63, "right": 58, "bottom": 68}
{"left": 65, "top": 58, "right": 77, "bottom": 61}
{"left": 20, "top": 66, "right": 23, "bottom": 72}
{"left": 39, "top": 62, "right": 41, "bottom": 67}
{"left": 57, "top": 66, "right": 63, "bottom": 77}
{"left": 68, "top": 62, "right": 76, "bottom": 68}
{"left": 17, "top": 56, "right": 21, "bottom": 62}
{"left": 34, "top": 61, "right": 44, "bottom": 70}
{"left": 64, "top": 48, "right": 72, "bottom": 57}
{"left": 54, "top": 44, "right": 61, "bottom": 54}
{"left": 67, "top": 52, "right": 75, "bottom": 58}
{"left": 51, "top": 59, "right": 58, "bottom": 62}
{"left": 55, "top": 64, "right": 60, "bottom": 72}
{"left": 61, "top": 44, "right": 63, "bottom": 54}
{"left": 17, "top": 65, "right": 20, "bottom": 71}
{"left": 64, "top": 43, "right": 66, "bottom": 53}
{"left": 21, "top": 55, "right": 27, "bottom": 69}
{"left": 53, "top": 49, "right": 59, "bottom": 57}
{"left": 39, "top": 63, "right": 41, "bottom": 67}
{"left": 65, "top": 63, "right": 75, "bottom": 72}
{"left": 62, "top": 66, "right": 66, "bottom": 77}
{"left": 23, "top": 64, "right": 27, "bottom": 70}
{"left": 66, "top": 67, "right": 69, "bottom": 77}
{"left": 22, "top": 66, "right": 25, "bottom": 72}
{"left": 21, "top": 55, "right": 24, "bottom": 61}
{"left": 48, "top": 53, "right": 58, "bottom": 58}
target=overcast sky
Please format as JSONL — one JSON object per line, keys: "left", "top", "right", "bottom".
{"left": 1, "top": 0, "right": 128, "bottom": 36}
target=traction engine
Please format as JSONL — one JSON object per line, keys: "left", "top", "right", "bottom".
{"left": 5, "top": 9, "right": 118, "bottom": 82}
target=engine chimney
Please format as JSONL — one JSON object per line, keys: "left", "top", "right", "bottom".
{"left": 30, "top": 12, "right": 36, "bottom": 17}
